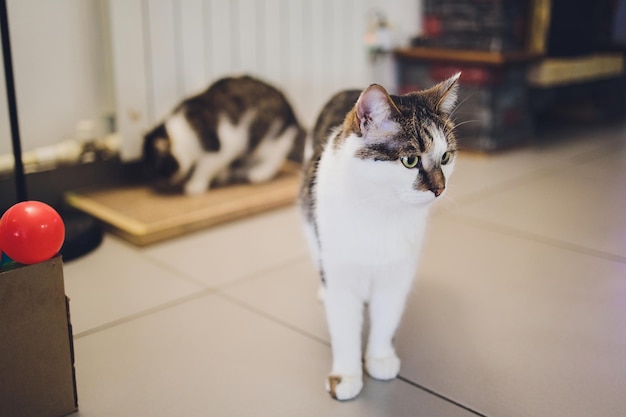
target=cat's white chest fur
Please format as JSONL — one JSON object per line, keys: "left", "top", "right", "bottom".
{"left": 315, "top": 135, "right": 429, "bottom": 267}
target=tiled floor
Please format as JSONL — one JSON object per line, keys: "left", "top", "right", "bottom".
{"left": 63, "top": 124, "right": 626, "bottom": 417}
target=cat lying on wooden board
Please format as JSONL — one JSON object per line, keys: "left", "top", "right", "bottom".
{"left": 299, "top": 73, "right": 461, "bottom": 401}
{"left": 142, "top": 75, "right": 305, "bottom": 196}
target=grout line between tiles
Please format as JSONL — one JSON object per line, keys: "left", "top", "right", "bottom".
{"left": 97, "top": 235, "right": 211, "bottom": 289}
{"left": 438, "top": 136, "right": 624, "bottom": 215}
{"left": 73, "top": 288, "right": 216, "bottom": 339}
{"left": 217, "top": 292, "right": 490, "bottom": 417}
{"left": 443, "top": 167, "right": 561, "bottom": 212}
{"left": 396, "top": 376, "right": 488, "bottom": 417}
{"left": 72, "top": 255, "right": 309, "bottom": 340}
{"left": 433, "top": 169, "right": 557, "bottom": 218}
{"left": 216, "top": 291, "right": 330, "bottom": 346}
{"left": 213, "top": 253, "right": 310, "bottom": 291}
{"left": 447, "top": 213, "right": 626, "bottom": 265}
{"left": 567, "top": 139, "right": 624, "bottom": 164}
{"left": 138, "top": 254, "right": 214, "bottom": 289}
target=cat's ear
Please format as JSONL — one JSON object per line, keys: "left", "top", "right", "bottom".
{"left": 355, "top": 84, "right": 399, "bottom": 134}
{"left": 425, "top": 72, "right": 460, "bottom": 116}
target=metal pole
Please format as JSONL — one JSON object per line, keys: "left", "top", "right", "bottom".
{"left": 0, "top": 0, "right": 27, "bottom": 202}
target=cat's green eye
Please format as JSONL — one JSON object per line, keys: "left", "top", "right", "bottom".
{"left": 441, "top": 151, "right": 453, "bottom": 165}
{"left": 401, "top": 155, "right": 420, "bottom": 169}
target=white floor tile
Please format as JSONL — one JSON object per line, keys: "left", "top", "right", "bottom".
{"left": 72, "top": 294, "right": 475, "bottom": 417}
{"left": 449, "top": 146, "right": 626, "bottom": 259}
{"left": 441, "top": 126, "right": 624, "bottom": 211}
{"left": 224, "top": 211, "right": 626, "bottom": 416}
{"left": 142, "top": 207, "right": 309, "bottom": 287}
{"left": 398, "top": 215, "right": 626, "bottom": 417}
{"left": 63, "top": 236, "right": 204, "bottom": 335}
{"left": 222, "top": 257, "right": 329, "bottom": 343}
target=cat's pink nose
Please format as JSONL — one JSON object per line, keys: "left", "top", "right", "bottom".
{"left": 432, "top": 188, "right": 444, "bottom": 197}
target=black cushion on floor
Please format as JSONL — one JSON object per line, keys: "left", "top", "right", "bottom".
{"left": 60, "top": 210, "right": 103, "bottom": 262}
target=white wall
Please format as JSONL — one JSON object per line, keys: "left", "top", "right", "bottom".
{"left": 0, "top": 0, "right": 114, "bottom": 155}
{"left": 0, "top": 0, "right": 422, "bottom": 160}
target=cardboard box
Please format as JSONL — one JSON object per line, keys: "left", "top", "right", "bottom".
{"left": 0, "top": 255, "right": 77, "bottom": 417}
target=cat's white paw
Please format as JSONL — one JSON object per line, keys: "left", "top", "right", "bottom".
{"left": 365, "top": 355, "right": 401, "bottom": 380}
{"left": 325, "top": 375, "right": 363, "bottom": 401}
{"left": 184, "top": 181, "right": 208, "bottom": 196}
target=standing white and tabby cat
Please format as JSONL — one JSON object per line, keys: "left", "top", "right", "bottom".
{"left": 299, "top": 73, "right": 460, "bottom": 401}
{"left": 143, "top": 75, "right": 305, "bottom": 195}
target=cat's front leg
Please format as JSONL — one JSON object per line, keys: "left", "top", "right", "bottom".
{"left": 322, "top": 271, "right": 365, "bottom": 401}
{"left": 183, "top": 154, "right": 227, "bottom": 196}
{"left": 365, "top": 261, "right": 416, "bottom": 381}
{"left": 184, "top": 179, "right": 209, "bottom": 196}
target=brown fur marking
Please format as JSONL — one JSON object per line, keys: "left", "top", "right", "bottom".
{"left": 328, "top": 375, "right": 343, "bottom": 399}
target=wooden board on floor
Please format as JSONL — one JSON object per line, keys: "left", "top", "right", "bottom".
{"left": 65, "top": 168, "right": 301, "bottom": 247}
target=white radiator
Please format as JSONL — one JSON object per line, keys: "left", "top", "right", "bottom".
{"left": 109, "top": 0, "right": 418, "bottom": 160}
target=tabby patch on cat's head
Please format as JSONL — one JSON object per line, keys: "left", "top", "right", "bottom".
{"left": 343, "top": 72, "right": 460, "bottom": 203}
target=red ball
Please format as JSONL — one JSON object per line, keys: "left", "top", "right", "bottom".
{"left": 0, "top": 201, "right": 65, "bottom": 264}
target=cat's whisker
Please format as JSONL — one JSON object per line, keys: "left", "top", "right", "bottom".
{"left": 442, "top": 188, "right": 459, "bottom": 208}
{"left": 453, "top": 119, "right": 481, "bottom": 130}
{"left": 449, "top": 91, "right": 474, "bottom": 119}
